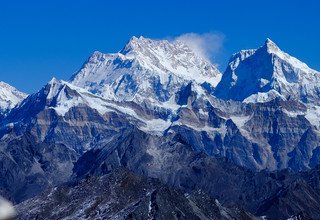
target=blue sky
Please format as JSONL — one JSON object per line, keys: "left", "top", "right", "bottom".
{"left": 0, "top": 0, "right": 319, "bottom": 93}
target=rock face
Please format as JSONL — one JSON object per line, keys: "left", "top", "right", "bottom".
{"left": 0, "top": 132, "right": 79, "bottom": 203}
{"left": 16, "top": 168, "right": 258, "bottom": 220}
{"left": 0, "top": 36, "right": 320, "bottom": 219}
{"left": 15, "top": 148, "right": 320, "bottom": 219}
{"left": 71, "top": 126, "right": 320, "bottom": 219}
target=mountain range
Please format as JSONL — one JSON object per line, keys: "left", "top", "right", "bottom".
{"left": 0, "top": 36, "right": 320, "bottom": 219}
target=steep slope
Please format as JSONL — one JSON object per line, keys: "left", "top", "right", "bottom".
{"left": 0, "top": 79, "right": 134, "bottom": 202}
{"left": 71, "top": 36, "right": 221, "bottom": 105}
{"left": 215, "top": 39, "right": 320, "bottom": 104}
{"left": 1, "top": 78, "right": 136, "bottom": 153}
{"left": 0, "top": 81, "right": 27, "bottom": 115}
{"left": 16, "top": 168, "right": 258, "bottom": 220}
{"left": 72, "top": 129, "right": 320, "bottom": 219}
{"left": 0, "top": 133, "right": 78, "bottom": 202}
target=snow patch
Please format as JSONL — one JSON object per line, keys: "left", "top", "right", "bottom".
{"left": 305, "top": 106, "right": 320, "bottom": 129}
{"left": 244, "top": 90, "right": 286, "bottom": 103}
{"left": 230, "top": 115, "right": 251, "bottom": 128}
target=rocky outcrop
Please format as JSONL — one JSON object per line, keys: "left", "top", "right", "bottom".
{"left": 0, "top": 133, "right": 78, "bottom": 203}
{"left": 72, "top": 134, "right": 320, "bottom": 219}
{"left": 16, "top": 168, "right": 258, "bottom": 220}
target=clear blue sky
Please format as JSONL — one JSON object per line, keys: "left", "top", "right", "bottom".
{"left": 0, "top": 0, "right": 319, "bottom": 93}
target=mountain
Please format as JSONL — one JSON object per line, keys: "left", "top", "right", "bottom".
{"left": 0, "top": 81, "right": 27, "bottom": 115}
{"left": 215, "top": 39, "right": 320, "bottom": 104}
{"left": 1, "top": 38, "right": 319, "bottom": 205}
{"left": 16, "top": 168, "right": 258, "bottom": 220}
{"left": 71, "top": 143, "right": 320, "bottom": 219}
{"left": 67, "top": 37, "right": 320, "bottom": 172}
{"left": 71, "top": 36, "right": 221, "bottom": 105}
{"left": 15, "top": 136, "right": 320, "bottom": 219}
{"left": 0, "top": 78, "right": 134, "bottom": 202}
{"left": 1, "top": 36, "right": 320, "bottom": 219}
{"left": 0, "top": 132, "right": 78, "bottom": 203}
{"left": 1, "top": 78, "right": 145, "bottom": 155}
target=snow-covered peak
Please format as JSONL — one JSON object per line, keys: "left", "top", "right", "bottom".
{"left": 71, "top": 36, "right": 222, "bottom": 104}
{"left": 215, "top": 39, "right": 320, "bottom": 104}
{"left": 261, "top": 38, "right": 315, "bottom": 74}
{"left": 120, "top": 36, "right": 152, "bottom": 55}
{"left": 46, "top": 77, "right": 68, "bottom": 100}
{"left": 0, "top": 81, "right": 27, "bottom": 113}
{"left": 117, "top": 36, "right": 221, "bottom": 84}
{"left": 264, "top": 38, "right": 280, "bottom": 53}
{"left": 47, "top": 77, "right": 61, "bottom": 89}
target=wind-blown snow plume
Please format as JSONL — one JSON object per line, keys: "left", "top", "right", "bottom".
{"left": 175, "top": 32, "right": 224, "bottom": 62}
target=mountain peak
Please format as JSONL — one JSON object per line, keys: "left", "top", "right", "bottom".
{"left": 48, "top": 77, "right": 59, "bottom": 85}
{"left": 264, "top": 38, "right": 274, "bottom": 44}
{"left": 120, "top": 36, "right": 167, "bottom": 55}
{"left": 263, "top": 38, "right": 280, "bottom": 53}
{"left": 71, "top": 36, "right": 222, "bottom": 103}
{"left": 122, "top": 36, "right": 147, "bottom": 51}
{"left": 0, "top": 81, "right": 27, "bottom": 112}
{"left": 215, "top": 38, "right": 320, "bottom": 103}
{"left": 129, "top": 35, "right": 146, "bottom": 42}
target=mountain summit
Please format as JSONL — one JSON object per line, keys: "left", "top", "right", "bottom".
{"left": 0, "top": 81, "right": 27, "bottom": 115}
{"left": 215, "top": 38, "right": 320, "bottom": 103}
{"left": 71, "top": 36, "right": 221, "bottom": 103}
{"left": 264, "top": 38, "right": 280, "bottom": 52}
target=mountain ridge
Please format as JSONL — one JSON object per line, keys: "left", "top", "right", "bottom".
{"left": 1, "top": 36, "right": 320, "bottom": 219}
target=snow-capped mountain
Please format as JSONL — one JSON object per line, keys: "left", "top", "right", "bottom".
{"left": 3, "top": 37, "right": 319, "bottom": 174}
{"left": 0, "top": 81, "right": 27, "bottom": 114}
{"left": 2, "top": 36, "right": 320, "bottom": 219}
{"left": 3, "top": 78, "right": 134, "bottom": 151}
{"left": 215, "top": 39, "right": 320, "bottom": 104}
{"left": 71, "top": 36, "right": 221, "bottom": 104}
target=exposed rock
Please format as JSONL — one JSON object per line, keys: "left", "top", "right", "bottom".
{"left": 16, "top": 168, "right": 258, "bottom": 220}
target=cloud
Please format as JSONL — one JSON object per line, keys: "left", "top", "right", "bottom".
{"left": 174, "top": 32, "right": 225, "bottom": 62}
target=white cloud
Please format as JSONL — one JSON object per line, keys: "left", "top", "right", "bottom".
{"left": 174, "top": 32, "right": 224, "bottom": 62}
